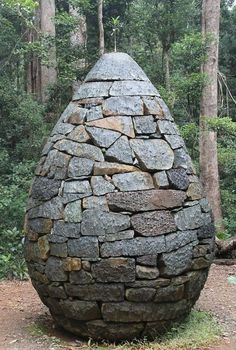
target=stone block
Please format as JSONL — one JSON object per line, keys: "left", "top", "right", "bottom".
{"left": 82, "top": 196, "right": 109, "bottom": 211}
{"left": 133, "top": 116, "right": 157, "bottom": 134}
{"left": 50, "top": 243, "right": 68, "bottom": 258}
{"left": 53, "top": 221, "right": 81, "bottom": 238}
{"left": 60, "top": 300, "right": 101, "bottom": 320}
{"left": 187, "top": 182, "right": 203, "bottom": 200}
{"left": 106, "top": 190, "right": 186, "bottom": 212}
{"left": 175, "top": 205, "right": 204, "bottom": 230}
{"left": 70, "top": 270, "right": 94, "bottom": 284}
{"left": 38, "top": 236, "right": 50, "bottom": 260}
{"left": 86, "top": 106, "right": 103, "bottom": 121}
{"left": 136, "top": 255, "right": 157, "bottom": 267}
{"left": 112, "top": 172, "right": 154, "bottom": 191}
{"left": 154, "top": 284, "right": 185, "bottom": 302}
{"left": 165, "top": 230, "right": 198, "bottom": 252}
{"left": 110, "top": 80, "right": 159, "bottom": 96}
{"left": 103, "top": 96, "right": 143, "bottom": 116}
{"left": 67, "top": 237, "right": 99, "bottom": 259}
{"left": 68, "top": 157, "right": 94, "bottom": 177}
{"left": 63, "top": 257, "right": 81, "bottom": 271}
{"left": 161, "top": 243, "right": 193, "bottom": 276}
{"left": 164, "top": 134, "right": 184, "bottom": 149}
{"left": 153, "top": 171, "right": 169, "bottom": 188}
{"left": 62, "top": 102, "right": 88, "bottom": 124}
{"left": 106, "top": 136, "right": 133, "bottom": 164}
{"left": 143, "top": 97, "right": 163, "bottom": 115}
{"left": 101, "top": 236, "right": 166, "bottom": 257}
{"left": 91, "top": 176, "right": 115, "bottom": 196}
{"left": 125, "top": 288, "right": 156, "bottom": 302}
{"left": 28, "top": 197, "right": 64, "bottom": 220}
{"left": 131, "top": 211, "right": 176, "bottom": 236}
{"left": 136, "top": 265, "right": 159, "bottom": 279}
{"left": 54, "top": 140, "right": 104, "bottom": 161}
{"left": 86, "top": 116, "right": 135, "bottom": 138}
{"left": 31, "top": 177, "right": 61, "bottom": 201}
{"left": 73, "top": 82, "right": 112, "bottom": 100}
{"left": 94, "top": 162, "right": 139, "bottom": 175}
{"left": 64, "top": 200, "right": 82, "bottom": 223}
{"left": 157, "top": 120, "right": 179, "bottom": 135}
{"left": 45, "top": 257, "right": 68, "bottom": 282}
{"left": 130, "top": 139, "right": 174, "bottom": 171}
{"left": 167, "top": 168, "right": 189, "bottom": 190}
{"left": 67, "top": 125, "right": 90, "bottom": 143}
{"left": 98, "top": 230, "right": 134, "bottom": 242}
{"left": 81, "top": 209, "right": 130, "bottom": 236}
{"left": 92, "top": 258, "right": 135, "bottom": 282}
{"left": 86, "top": 127, "right": 121, "bottom": 148}
{"left": 65, "top": 283, "right": 124, "bottom": 301}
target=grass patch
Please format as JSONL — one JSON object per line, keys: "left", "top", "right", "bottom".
{"left": 87, "top": 311, "right": 222, "bottom": 350}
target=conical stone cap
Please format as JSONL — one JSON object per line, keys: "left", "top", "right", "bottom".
{"left": 24, "top": 52, "right": 215, "bottom": 342}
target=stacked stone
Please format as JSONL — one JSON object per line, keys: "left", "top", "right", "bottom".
{"left": 24, "top": 53, "right": 215, "bottom": 341}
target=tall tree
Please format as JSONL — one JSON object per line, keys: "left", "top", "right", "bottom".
{"left": 199, "top": 0, "right": 223, "bottom": 230}
{"left": 98, "top": 0, "right": 105, "bottom": 55}
{"left": 40, "top": 0, "right": 57, "bottom": 102}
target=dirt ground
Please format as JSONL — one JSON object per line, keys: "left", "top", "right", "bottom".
{"left": 0, "top": 263, "right": 236, "bottom": 350}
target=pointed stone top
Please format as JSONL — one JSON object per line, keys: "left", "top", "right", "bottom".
{"left": 85, "top": 52, "right": 149, "bottom": 82}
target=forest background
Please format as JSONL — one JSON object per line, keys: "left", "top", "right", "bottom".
{"left": 0, "top": 0, "right": 235, "bottom": 279}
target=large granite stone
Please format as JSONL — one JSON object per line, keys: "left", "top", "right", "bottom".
{"left": 103, "top": 96, "right": 143, "bottom": 116}
{"left": 61, "top": 102, "right": 88, "bottom": 124}
{"left": 85, "top": 52, "right": 149, "bottom": 82}
{"left": 91, "top": 176, "right": 115, "bottom": 195}
{"left": 101, "top": 236, "right": 166, "bottom": 257}
{"left": 91, "top": 258, "right": 135, "bottom": 282}
{"left": 37, "top": 150, "right": 71, "bottom": 179}
{"left": 160, "top": 243, "right": 194, "bottom": 276}
{"left": 110, "top": 81, "right": 159, "bottom": 96}
{"left": 27, "top": 197, "right": 64, "bottom": 220}
{"left": 94, "top": 162, "right": 139, "bottom": 175}
{"left": 165, "top": 230, "right": 198, "bottom": 252}
{"left": 157, "top": 120, "right": 179, "bottom": 135}
{"left": 106, "top": 136, "right": 133, "bottom": 164}
{"left": 98, "top": 230, "right": 134, "bottom": 242}
{"left": 53, "top": 221, "right": 81, "bottom": 238}
{"left": 165, "top": 134, "right": 184, "bottom": 149}
{"left": 31, "top": 177, "right": 61, "bottom": 201}
{"left": 64, "top": 200, "right": 82, "bottom": 223}
{"left": 86, "top": 127, "right": 121, "bottom": 148}
{"left": 106, "top": 190, "right": 186, "bottom": 212}
{"left": 73, "top": 82, "right": 112, "bottom": 100}
{"left": 60, "top": 300, "right": 101, "bottom": 320}
{"left": 133, "top": 116, "right": 157, "bottom": 135}
{"left": 131, "top": 211, "right": 176, "bottom": 236}
{"left": 81, "top": 209, "right": 130, "bottom": 235}
{"left": 173, "top": 148, "right": 194, "bottom": 173}
{"left": 82, "top": 196, "right": 109, "bottom": 211}
{"left": 143, "top": 97, "right": 163, "bottom": 116}
{"left": 130, "top": 139, "right": 174, "bottom": 170}
{"left": 67, "top": 125, "right": 90, "bottom": 142}
{"left": 67, "top": 237, "right": 99, "bottom": 259}
{"left": 86, "top": 106, "right": 103, "bottom": 121}
{"left": 175, "top": 205, "right": 204, "bottom": 230}
{"left": 45, "top": 257, "right": 67, "bottom": 281}
{"left": 112, "top": 172, "right": 154, "bottom": 191}
{"left": 136, "top": 265, "right": 159, "bottom": 279}
{"left": 68, "top": 157, "right": 94, "bottom": 177}
{"left": 86, "top": 116, "right": 135, "bottom": 138}
{"left": 153, "top": 171, "right": 169, "bottom": 188}
{"left": 125, "top": 288, "right": 156, "bottom": 302}
{"left": 54, "top": 140, "right": 104, "bottom": 161}
{"left": 154, "top": 284, "right": 185, "bottom": 302}
{"left": 63, "top": 181, "right": 92, "bottom": 197}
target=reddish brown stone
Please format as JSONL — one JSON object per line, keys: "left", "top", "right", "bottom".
{"left": 131, "top": 211, "right": 176, "bottom": 236}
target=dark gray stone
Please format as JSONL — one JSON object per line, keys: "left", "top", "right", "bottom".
{"left": 197, "top": 223, "right": 215, "bottom": 239}
{"left": 92, "top": 258, "right": 135, "bottom": 282}
{"left": 68, "top": 157, "right": 94, "bottom": 177}
{"left": 125, "top": 288, "right": 156, "bottom": 302}
{"left": 61, "top": 102, "right": 88, "bottom": 124}
{"left": 185, "top": 270, "right": 209, "bottom": 301}
{"left": 134, "top": 116, "right": 157, "bottom": 135}
{"left": 161, "top": 243, "right": 193, "bottom": 276}
{"left": 50, "top": 243, "right": 68, "bottom": 258}
{"left": 175, "top": 205, "right": 204, "bottom": 230}
{"left": 155, "top": 97, "right": 174, "bottom": 121}
{"left": 54, "top": 140, "right": 104, "bottom": 161}
{"left": 31, "top": 177, "right": 61, "bottom": 201}
{"left": 45, "top": 257, "right": 67, "bottom": 281}
{"left": 63, "top": 181, "right": 92, "bottom": 198}
{"left": 199, "top": 198, "right": 211, "bottom": 213}
{"left": 91, "top": 176, "right": 115, "bottom": 196}
{"left": 28, "top": 197, "right": 64, "bottom": 220}
{"left": 136, "top": 255, "right": 157, "bottom": 267}
{"left": 73, "top": 82, "right": 112, "bottom": 100}
{"left": 130, "top": 139, "right": 174, "bottom": 171}
{"left": 102, "top": 300, "right": 188, "bottom": 322}
{"left": 112, "top": 172, "right": 154, "bottom": 191}
{"left": 106, "top": 190, "right": 186, "bottom": 212}
{"left": 60, "top": 300, "right": 101, "bottom": 320}
{"left": 173, "top": 148, "right": 194, "bottom": 173}
{"left": 154, "top": 284, "right": 185, "bottom": 302}
{"left": 67, "top": 237, "right": 99, "bottom": 259}
{"left": 27, "top": 218, "right": 52, "bottom": 235}
{"left": 48, "top": 284, "right": 67, "bottom": 299}
{"left": 86, "top": 106, "right": 103, "bottom": 121}
{"left": 126, "top": 278, "right": 170, "bottom": 288}
{"left": 103, "top": 96, "right": 143, "bottom": 116}
{"left": 64, "top": 200, "right": 82, "bottom": 223}
{"left": 131, "top": 211, "right": 176, "bottom": 236}
{"left": 98, "top": 230, "right": 134, "bottom": 242}
{"left": 106, "top": 136, "right": 133, "bottom": 164}
{"left": 85, "top": 52, "right": 149, "bottom": 82}
{"left": 165, "top": 230, "right": 198, "bottom": 252}
{"left": 110, "top": 80, "right": 159, "bottom": 96}
{"left": 70, "top": 270, "right": 94, "bottom": 284}
{"left": 167, "top": 168, "right": 189, "bottom": 190}
{"left": 65, "top": 283, "right": 124, "bottom": 301}
{"left": 47, "top": 235, "right": 68, "bottom": 243}
{"left": 81, "top": 209, "right": 130, "bottom": 236}
{"left": 39, "top": 150, "right": 71, "bottom": 179}
{"left": 101, "top": 236, "right": 166, "bottom": 257}
{"left": 136, "top": 265, "right": 159, "bottom": 279}
{"left": 86, "top": 127, "right": 121, "bottom": 148}
{"left": 53, "top": 221, "right": 81, "bottom": 238}
{"left": 52, "top": 123, "right": 74, "bottom": 136}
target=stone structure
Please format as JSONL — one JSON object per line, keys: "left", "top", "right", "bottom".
{"left": 24, "top": 53, "right": 215, "bottom": 341}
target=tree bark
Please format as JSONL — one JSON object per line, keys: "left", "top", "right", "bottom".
{"left": 40, "top": 0, "right": 57, "bottom": 102}
{"left": 163, "top": 48, "right": 171, "bottom": 92}
{"left": 98, "top": 0, "right": 105, "bottom": 56}
{"left": 200, "top": 0, "right": 223, "bottom": 232}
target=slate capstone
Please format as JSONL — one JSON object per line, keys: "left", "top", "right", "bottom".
{"left": 24, "top": 52, "right": 215, "bottom": 341}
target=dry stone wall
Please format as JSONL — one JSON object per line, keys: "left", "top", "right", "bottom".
{"left": 24, "top": 53, "right": 215, "bottom": 341}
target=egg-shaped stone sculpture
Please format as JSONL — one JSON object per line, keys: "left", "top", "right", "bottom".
{"left": 24, "top": 52, "right": 215, "bottom": 341}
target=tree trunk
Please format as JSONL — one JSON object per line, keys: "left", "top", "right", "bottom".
{"left": 200, "top": 0, "right": 223, "bottom": 232}
{"left": 163, "top": 48, "right": 170, "bottom": 92}
{"left": 40, "top": 0, "right": 57, "bottom": 102}
{"left": 98, "top": 0, "right": 105, "bottom": 56}
{"left": 69, "top": 5, "right": 87, "bottom": 94}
